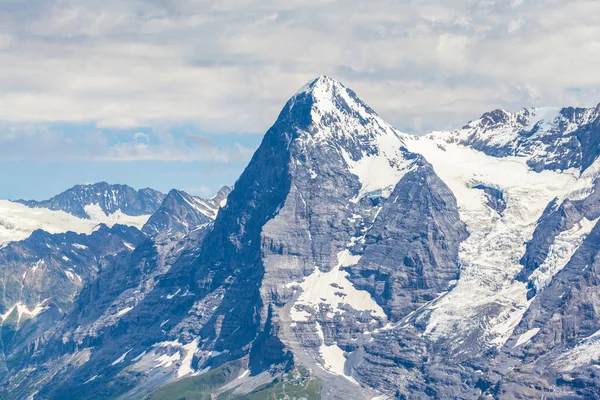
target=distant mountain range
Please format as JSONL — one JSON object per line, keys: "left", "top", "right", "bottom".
{"left": 1, "top": 76, "right": 600, "bottom": 399}
{"left": 15, "top": 182, "right": 166, "bottom": 219}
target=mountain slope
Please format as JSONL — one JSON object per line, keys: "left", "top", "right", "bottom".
{"left": 3, "top": 78, "right": 600, "bottom": 399}
{"left": 0, "top": 182, "right": 233, "bottom": 398}
{"left": 189, "top": 75, "right": 466, "bottom": 389}
{"left": 142, "top": 186, "right": 231, "bottom": 236}
{"left": 0, "top": 75, "right": 465, "bottom": 399}
{"left": 0, "top": 224, "right": 147, "bottom": 378}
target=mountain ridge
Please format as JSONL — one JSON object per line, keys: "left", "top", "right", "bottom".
{"left": 15, "top": 182, "right": 166, "bottom": 219}
{"left": 1, "top": 77, "right": 600, "bottom": 399}
{"left": 447, "top": 103, "right": 600, "bottom": 173}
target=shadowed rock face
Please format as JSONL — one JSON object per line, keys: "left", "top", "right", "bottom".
{"left": 473, "top": 184, "right": 506, "bottom": 215}
{"left": 174, "top": 76, "right": 467, "bottom": 396}
{"left": 0, "top": 76, "right": 462, "bottom": 399}
{"left": 346, "top": 159, "right": 467, "bottom": 321}
{"left": 16, "top": 182, "right": 165, "bottom": 218}
{"left": 0, "top": 224, "right": 147, "bottom": 378}
{"left": 3, "top": 78, "right": 600, "bottom": 400}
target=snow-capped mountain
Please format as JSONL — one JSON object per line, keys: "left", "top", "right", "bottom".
{"left": 0, "top": 199, "right": 150, "bottom": 246}
{"left": 0, "top": 184, "right": 231, "bottom": 399}
{"left": 2, "top": 77, "right": 600, "bottom": 399}
{"left": 0, "top": 183, "right": 166, "bottom": 246}
{"left": 16, "top": 182, "right": 165, "bottom": 219}
{"left": 0, "top": 183, "right": 230, "bottom": 246}
{"left": 447, "top": 105, "right": 600, "bottom": 172}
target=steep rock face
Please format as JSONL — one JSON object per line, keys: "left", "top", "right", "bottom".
{"left": 0, "top": 224, "right": 146, "bottom": 378}
{"left": 400, "top": 104, "right": 600, "bottom": 399}
{"left": 346, "top": 160, "right": 468, "bottom": 321}
{"left": 0, "top": 224, "right": 146, "bottom": 315}
{"left": 0, "top": 84, "right": 305, "bottom": 398}
{"left": 17, "top": 182, "right": 165, "bottom": 219}
{"left": 0, "top": 184, "right": 233, "bottom": 398}
{"left": 0, "top": 225, "right": 212, "bottom": 400}
{"left": 176, "top": 75, "right": 466, "bottom": 398}
{"left": 5, "top": 77, "right": 600, "bottom": 400}
{"left": 142, "top": 187, "right": 231, "bottom": 235}
{"left": 496, "top": 221, "right": 600, "bottom": 399}
{"left": 518, "top": 177, "right": 600, "bottom": 295}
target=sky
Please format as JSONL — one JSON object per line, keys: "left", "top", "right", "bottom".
{"left": 1, "top": 0, "right": 599, "bottom": 199}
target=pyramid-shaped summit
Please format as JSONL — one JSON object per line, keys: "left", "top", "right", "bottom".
{"left": 258, "top": 75, "right": 415, "bottom": 201}
{"left": 294, "top": 74, "right": 348, "bottom": 98}
{"left": 273, "top": 75, "right": 408, "bottom": 158}
{"left": 286, "top": 75, "right": 381, "bottom": 130}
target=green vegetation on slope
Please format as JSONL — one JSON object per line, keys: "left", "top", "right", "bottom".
{"left": 146, "top": 360, "right": 244, "bottom": 400}
{"left": 146, "top": 363, "right": 321, "bottom": 400}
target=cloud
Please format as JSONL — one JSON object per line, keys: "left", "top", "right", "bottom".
{"left": 183, "top": 184, "right": 215, "bottom": 197}
{"left": 0, "top": 0, "right": 599, "bottom": 136}
{"left": 133, "top": 132, "right": 150, "bottom": 143}
{"left": 0, "top": 122, "right": 256, "bottom": 163}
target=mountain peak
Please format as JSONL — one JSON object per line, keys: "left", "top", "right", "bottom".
{"left": 295, "top": 74, "right": 343, "bottom": 95}
{"left": 258, "top": 76, "right": 414, "bottom": 203}
{"left": 284, "top": 75, "right": 392, "bottom": 144}
{"left": 293, "top": 75, "right": 360, "bottom": 112}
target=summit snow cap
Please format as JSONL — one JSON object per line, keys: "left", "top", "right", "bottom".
{"left": 292, "top": 75, "right": 377, "bottom": 127}
{"left": 287, "top": 75, "right": 407, "bottom": 144}
{"left": 283, "top": 75, "right": 417, "bottom": 200}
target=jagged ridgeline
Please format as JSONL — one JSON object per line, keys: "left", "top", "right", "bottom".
{"left": 1, "top": 76, "right": 600, "bottom": 399}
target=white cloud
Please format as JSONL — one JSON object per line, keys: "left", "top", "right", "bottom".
{"left": 133, "top": 132, "right": 150, "bottom": 143}
{"left": 0, "top": 0, "right": 599, "bottom": 136}
{"left": 0, "top": 121, "right": 254, "bottom": 163}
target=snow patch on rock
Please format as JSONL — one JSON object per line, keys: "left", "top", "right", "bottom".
{"left": 111, "top": 349, "right": 132, "bottom": 366}
{"left": 291, "top": 250, "right": 386, "bottom": 322}
{"left": 514, "top": 328, "right": 541, "bottom": 347}
{"left": 115, "top": 306, "right": 134, "bottom": 318}
{"left": 83, "top": 203, "right": 149, "bottom": 229}
{"left": 177, "top": 338, "right": 199, "bottom": 378}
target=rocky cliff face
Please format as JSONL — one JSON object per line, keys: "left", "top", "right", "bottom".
{"left": 0, "top": 183, "right": 229, "bottom": 399}
{"left": 0, "top": 224, "right": 147, "bottom": 378}
{"left": 2, "top": 77, "right": 600, "bottom": 399}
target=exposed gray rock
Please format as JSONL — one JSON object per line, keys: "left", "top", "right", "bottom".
{"left": 0, "top": 224, "right": 146, "bottom": 380}
{"left": 2, "top": 77, "right": 600, "bottom": 400}
{"left": 494, "top": 219, "right": 600, "bottom": 399}
{"left": 518, "top": 178, "right": 600, "bottom": 297}
{"left": 473, "top": 184, "right": 506, "bottom": 215}
{"left": 345, "top": 159, "right": 467, "bottom": 321}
